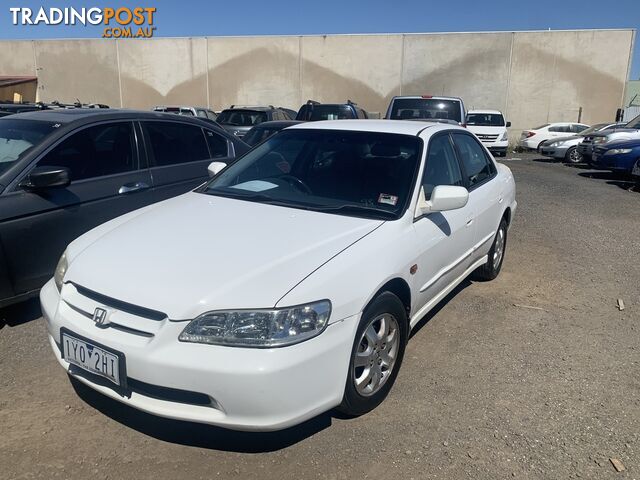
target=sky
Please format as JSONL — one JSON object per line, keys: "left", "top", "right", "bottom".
{"left": 0, "top": 0, "right": 638, "bottom": 78}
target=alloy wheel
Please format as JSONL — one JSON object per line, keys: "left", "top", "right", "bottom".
{"left": 353, "top": 313, "right": 400, "bottom": 397}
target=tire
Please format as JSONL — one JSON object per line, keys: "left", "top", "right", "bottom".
{"left": 473, "top": 218, "right": 508, "bottom": 281}
{"left": 565, "top": 146, "right": 582, "bottom": 164}
{"left": 337, "top": 292, "right": 408, "bottom": 417}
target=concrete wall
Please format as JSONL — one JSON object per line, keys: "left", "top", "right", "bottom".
{"left": 0, "top": 29, "right": 634, "bottom": 131}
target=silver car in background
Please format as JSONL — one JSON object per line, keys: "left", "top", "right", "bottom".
{"left": 539, "top": 122, "right": 625, "bottom": 163}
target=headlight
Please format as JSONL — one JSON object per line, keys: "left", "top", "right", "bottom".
{"left": 592, "top": 137, "right": 607, "bottom": 144}
{"left": 54, "top": 251, "right": 68, "bottom": 291}
{"left": 179, "top": 300, "right": 331, "bottom": 347}
{"left": 500, "top": 131, "right": 508, "bottom": 141}
{"left": 605, "top": 148, "right": 632, "bottom": 155}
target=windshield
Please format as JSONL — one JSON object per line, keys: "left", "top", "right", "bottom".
{"left": 579, "top": 123, "right": 609, "bottom": 135}
{"left": 217, "top": 110, "right": 268, "bottom": 126}
{"left": 243, "top": 126, "right": 284, "bottom": 146}
{"left": 0, "top": 119, "right": 57, "bottom": 175}
{"left": 466, "top": 113, "right": 505, "bottom": 126}
{"left": 388, "top": 98, "right": 462, "bottom": 123}
{"left": 296, "top": 104, "right": 355, "bottom": 121}
{"left": 200, "top": 129, "right": 422, "bottom": 219}
{"left": 625, "top": 114, "right": 640, "bottom": 129}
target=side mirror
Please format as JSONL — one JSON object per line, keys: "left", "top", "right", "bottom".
{"left": 415, "top": 185, "right": 469, "bottom": 217}
{"left": 506, "top": 121, "right": 512, "bottom": 128}
{"left": 208, "top": 161, "right": 227, "bottom": 177}
{"left": 20, "top": 166, "right": 71, "bottom": 190}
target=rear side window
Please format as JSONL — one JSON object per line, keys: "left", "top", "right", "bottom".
{"left": 38, "top": 122, "right": 137, "bottom": 181}
{"left": 204, "top": 130, "right": 229, "bottom": 158}
{"left": 452, "top": 133, "right": 495, "bottom": 188}
{"left": 216, "top": 110, "right": 268, "bottom": 126}
{"left": 422, "top": 134, "right": 463, "bottom": 199}
{"left": 143, "top": 122, "right": 210, "bottom": 166}
{"left": 388, "top": 98, "right": 462, "bottom": 123}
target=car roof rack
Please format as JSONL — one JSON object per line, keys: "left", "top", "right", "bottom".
{"left": 305, "top": 99, "right": 321, "bottom": 105}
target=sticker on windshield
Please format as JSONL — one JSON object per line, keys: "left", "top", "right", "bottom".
{"left": 378, "top": 193, "right": 398, "bottom": 206}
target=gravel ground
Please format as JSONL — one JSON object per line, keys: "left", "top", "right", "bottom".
{"left": 1, "top": 154, "right": 639, "bottom": 480}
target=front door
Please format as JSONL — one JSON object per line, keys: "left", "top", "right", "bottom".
{"left": 411, "top": 132, "right": 477, "bottom": 319}
{"left": 0, "top": 121, "right": 153, "bottom": 294}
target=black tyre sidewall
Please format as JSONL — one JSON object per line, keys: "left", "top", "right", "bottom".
{"left": 487, "top": 219, "right": 508, "bottom": 277}
{"left": 338, "top": 292, "right": 408, "bottom": 417}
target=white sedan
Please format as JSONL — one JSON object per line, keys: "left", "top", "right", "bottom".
{"left": 519, "top": 122, "right": 589, "bottom": 150}
{"left": 41, "top": 120, "right": 517, "bottom": 431}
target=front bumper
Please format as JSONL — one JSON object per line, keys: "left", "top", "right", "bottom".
{"left": 539, "top": 144, "right": 570, "bottom": 159}
{"left": 590, "top": 152, "right": 637, "bottom": 172}
{"left": 41, "top": 279, "right": 358, "bottom": 431}
{"left": 482, "top": 140, "right": 508, "bottom": 155}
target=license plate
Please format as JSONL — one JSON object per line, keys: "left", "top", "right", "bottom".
{"left": 633, "top": 161, "right": 640, "bottom": 176}
{"left": 61, "top": 330, "right": 124, "bottom": 386}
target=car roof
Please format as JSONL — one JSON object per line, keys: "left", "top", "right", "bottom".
{"left": 252, "top": 120, "right": 304, "bottom": 129}
{"left": 391, "top": 95, "right": 463, "bottom": 101}
{"left": 222, "top": 106, "right": 274, "bottom": 111}
{"left": 6, "top": 108, "right": 213, "bottom": 125}
{"left": 286, "top": 119, "right": 455, "bottom": 135}
{"left": 468, "top": 109, "right": 503, "bottom": 115}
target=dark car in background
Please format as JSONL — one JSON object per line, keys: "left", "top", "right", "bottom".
{"left": 295, "top": 100, "right": 368, "bottom": 121}
{"left": 216, "top": 105, "right": 295, "bottom": 138}
{"left": 152, "top": 105, "right": 218, "bottom": 122}
{"left": 385, "top": 95, "right": 466, "bottom": 125}
{"left": 0, "top": 109, "right": 249, "bottom": 307}
{"left": 591, "top": 139, "right": 640, "bottom": 173}
{"left": 243, "top": 120, "right": 304, "bottom": 146}
{"left": 579, "top": 116, "right": 640, "bottom": 159}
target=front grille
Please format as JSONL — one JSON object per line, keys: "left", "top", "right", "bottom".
{"left": 72, "top": 283, "right": 167, "bottom": 321}
{"left": 65, "top": 301, "right": 155, "bottom": 337}
{"left": 477, "top": 134, "right": 499, "bottom": 142}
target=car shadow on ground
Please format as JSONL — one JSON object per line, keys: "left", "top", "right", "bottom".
{"left": 71, "top": 375, "right": 339, "bottom": 452}
{"left": 578, "top": 171, "right": 637, "bottom": 191}
{"left": 0, "top": 297, "right": 42, "bottom": 329}
{"left": 409, "top": 278, "right": 473, "bottom": 340}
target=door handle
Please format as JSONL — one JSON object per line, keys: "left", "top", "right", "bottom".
{"left": 466, "top": 218, "right": 474, "bottom": 227}
{"left": 118, "top": 181, "right": 150, "bottom": 195}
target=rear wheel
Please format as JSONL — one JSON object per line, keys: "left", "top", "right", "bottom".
{"left": 565, "top": 146, "right": 582, "bottom": 163}
{"left": 473, "top": 218, "right": 508, "bottom": 281}
{"left": 337, "top": 292, "right": 408, "bottom": 416}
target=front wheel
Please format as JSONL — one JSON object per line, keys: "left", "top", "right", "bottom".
{"left": 337, "top": 292, "right": 408, "bottom": 417}
{"left": 565, "top": 146, "right": 582, "bottom": 164}
{"left": 473, "top": 218, "right": 508, "bottom": 281}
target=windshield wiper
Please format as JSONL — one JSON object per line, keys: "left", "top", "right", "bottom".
{"left": 306, "top": 204, "right": 397, "bottom": 218}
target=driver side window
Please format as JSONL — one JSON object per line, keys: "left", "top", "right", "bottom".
{"left": 37, "top": 122, "right": 137, "bottom": 182}
{"left": 422, "top": 134, "right": 463, "bottom": 199}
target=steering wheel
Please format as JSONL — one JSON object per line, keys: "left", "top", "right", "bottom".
{"left": 277, "top": 175, "right": 313, "bottom": 195}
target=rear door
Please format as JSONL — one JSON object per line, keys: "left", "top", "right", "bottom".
{"left": 141, "top": 120, "right": 234, "bottom": 202}
{"left": 0, "top": 120, "right": 153, "bottom": 295}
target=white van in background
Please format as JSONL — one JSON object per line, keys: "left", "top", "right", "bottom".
{"left": 466, "top": 110, "right": 510, "bottom": 157}
{"left": 385, "top": 95, "right": 466, "bottom": 126}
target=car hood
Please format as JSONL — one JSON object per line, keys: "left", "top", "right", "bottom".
{"left": 599, "top": 139, "right": 640, "bottom": 150}
{"left": 65, "top": 192, "right": 384, "bottom": 320}
{"left": 590, "top": 128, "right": 639, "bottom": 138}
